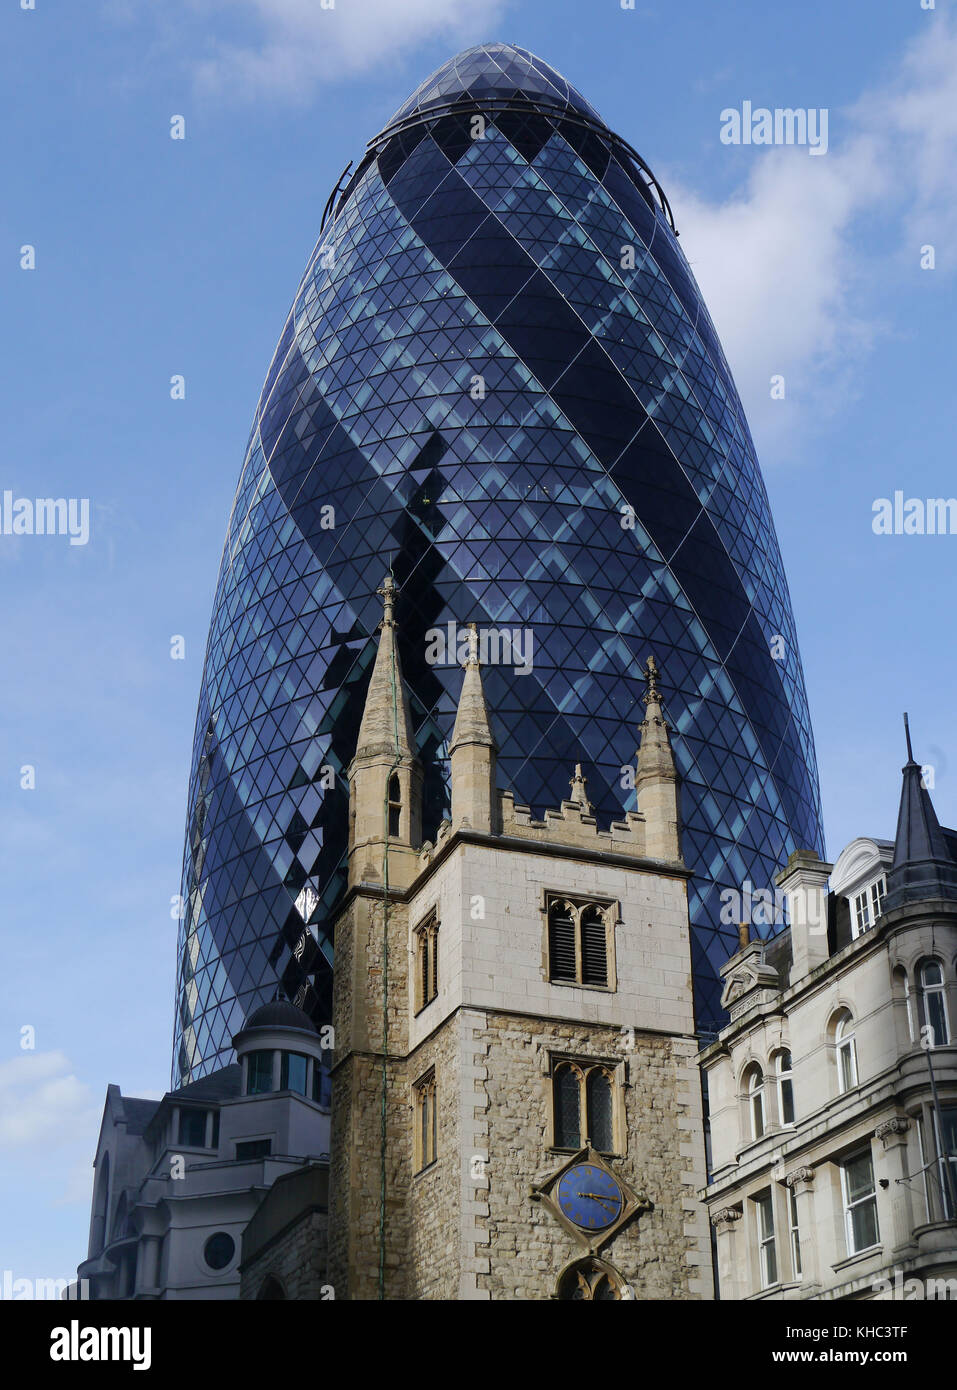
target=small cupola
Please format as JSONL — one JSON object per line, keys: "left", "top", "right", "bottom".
{"left": 232, "top": 992, "right": 325, "bottom": 1102}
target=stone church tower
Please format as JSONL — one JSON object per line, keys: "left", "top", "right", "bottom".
{"left": 328, "top": 578, "right": 712, "bottom": 1300}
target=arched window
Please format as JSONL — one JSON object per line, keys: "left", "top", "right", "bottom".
{"left": 774, "top": 1050, "right": 794, "bottom": 1126}
{"left": 586, "top": 1069, "right": 614, "bottom": 1153}
{"left": 580, "top": 906, "right": 608, "bottom": 986}
{"left": 256, "top": 1275, "right": 286, "bottom": 1300}
{"left": 548, "top": 901, "right": 577, "bottom": 982}
{"left": 554, "top": 1062, "right": 584, "bottom": 1149}
{"left": 917, "top": 959, "right": 950, "bottom": 1047}
{"left": 745, "top": 1066, "right": 765, "bottom": 1140}
{"left": 834, "top": 1011, "right": 858, "bottom": 1093}
{"left": 546, "top": 897, "right": 611, "bottom": 988}
{"left": 557, "top": 1258, "right": 626, "bottom": 1300}
{"left": 552, "top": 1060, "right": 618, "bottom": 1153}
{"left": 387, "top": 773, "right": 401, "bottom": 838}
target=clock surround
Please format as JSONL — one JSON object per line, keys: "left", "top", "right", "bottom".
{"left": 531, "top": 1146, "right": 652, "bottom": 1253}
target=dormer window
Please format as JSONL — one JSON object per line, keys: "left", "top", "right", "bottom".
{"left": 851, "top": 876, "right": 886, "bottom": 938}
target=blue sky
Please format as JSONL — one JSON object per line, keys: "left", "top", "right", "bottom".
{"left": 2, "top": 0, "right": 955, "bottom": 1284}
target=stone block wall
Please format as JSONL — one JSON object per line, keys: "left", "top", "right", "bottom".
{"left": 477, "top": 1013, "right": 711, "bottom": 1299}
{"left": 240, "top": 1210, "right": 329, "bottom": 1301}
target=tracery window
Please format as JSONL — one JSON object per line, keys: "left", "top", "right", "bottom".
{"left": 552, "top": 1058, "right": 617, "bottom": 1153}
{"left": 556, "top": 1258, "right": 626, "bottom": 1300}
{"left": 413, "top": 1070, "right": 436, "bottom": 1172}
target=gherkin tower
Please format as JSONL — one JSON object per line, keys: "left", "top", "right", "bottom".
{"left": 174, "top": 42, "right": 823, "bottom": 1084}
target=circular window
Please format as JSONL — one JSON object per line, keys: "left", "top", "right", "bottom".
{"left": 203, "top": 1232, "right": 235, "bottom": 1271}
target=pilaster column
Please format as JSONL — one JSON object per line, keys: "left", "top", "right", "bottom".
{"left": 711, "top": 1207, "right": 743, "bottom": 1299}
{"left": 875, "top": 1117, "right": 915, "bottom": 1254}
{"left": 785, "top": 1166, "right": 818, "bottom": 1289}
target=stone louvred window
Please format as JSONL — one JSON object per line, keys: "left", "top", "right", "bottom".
{"left": 581, "top": 906, "right": 608, "bottom": 986}
{"left": 546, "top": 896, "right": 614, "bottom": 988}
{"left": 548, "top": 902, "right": 577, "bottom": 981}
{"left": 413, "top": 912, "right": 439, "bottom": 1013}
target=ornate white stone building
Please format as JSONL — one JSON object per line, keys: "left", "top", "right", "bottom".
{"left": 700, "top": 728, "right": 957, "bottom": 1300}
{"left": 76, "top": 1000, "right": 330, "bottom": 1300}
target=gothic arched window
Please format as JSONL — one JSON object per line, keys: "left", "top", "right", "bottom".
{"left": 557, "top": 1258, "right": 626, "bottom": 1301}
{"left": 580, "top": 906, "right": 608, "bottom": 986}
{"left": 586, "top": 1068, "right": 614, "bottom": 1153}
{"left": 552, "top": 1059, "right": 618, "bottom": 1153}
{"left": 546, "top": 897, "right": 613, "bottom": 988}
{"left": 548, "top": 901, "right": 577, "bottom": 982}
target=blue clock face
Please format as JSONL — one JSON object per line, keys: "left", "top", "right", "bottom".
{"left": 556, "top": 1164, "right": 623, "bottom": 1231}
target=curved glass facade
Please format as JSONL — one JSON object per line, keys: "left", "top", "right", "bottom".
{"left": 174, "top": 43, "right": 823, "bottom": 1084}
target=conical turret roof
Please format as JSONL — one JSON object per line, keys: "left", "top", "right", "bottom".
{"left": 354, "top": 576, "right": 418, "bottom": 763}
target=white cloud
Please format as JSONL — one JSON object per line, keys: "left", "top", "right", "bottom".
{"left": 0, "top": 1052, "right": 99, "bottom": 1150}
{"left": 187, "top": 0, "right": 509, "bottom": 101}
{"left": 670, "top": 16, "right": 957, "bottom": 454}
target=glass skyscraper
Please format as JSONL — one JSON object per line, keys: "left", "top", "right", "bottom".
{"left": 173, "top": 43, "right": 823, "bottom": 1084}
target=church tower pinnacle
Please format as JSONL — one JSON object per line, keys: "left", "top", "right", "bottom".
{"left": 347, "top": 575, "right": 422, "bottom": 889}
{"left": 635, "top": 654, "right": 681, "bottom": 862}
{"left": 449, "top": 622, "right": 498, "bottom": 832}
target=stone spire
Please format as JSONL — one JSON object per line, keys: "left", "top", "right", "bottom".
{"left": 354, "top": 575, "right": 417, "bottom": 762}
{"left": 449, "top": 623, "right": 498, "bottom": 833}
{"left": 884, "top": 714, "right": 957, "bottom": 912}
{"left": 635, "top": 654, "right": 681, "bottom": 862}
{"left": 347, "top": 575, "right": 422, "bottom": 888}
{"left": 567, "top": 763, "right": 593, "bottom": 815}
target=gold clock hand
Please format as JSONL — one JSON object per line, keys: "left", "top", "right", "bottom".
{"left": 577, "top": 1192, "right": 621, "bottom": 1209}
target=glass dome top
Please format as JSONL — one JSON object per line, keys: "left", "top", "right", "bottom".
{"left": 382, "top": 42, "right": 604, "bottom": 134}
